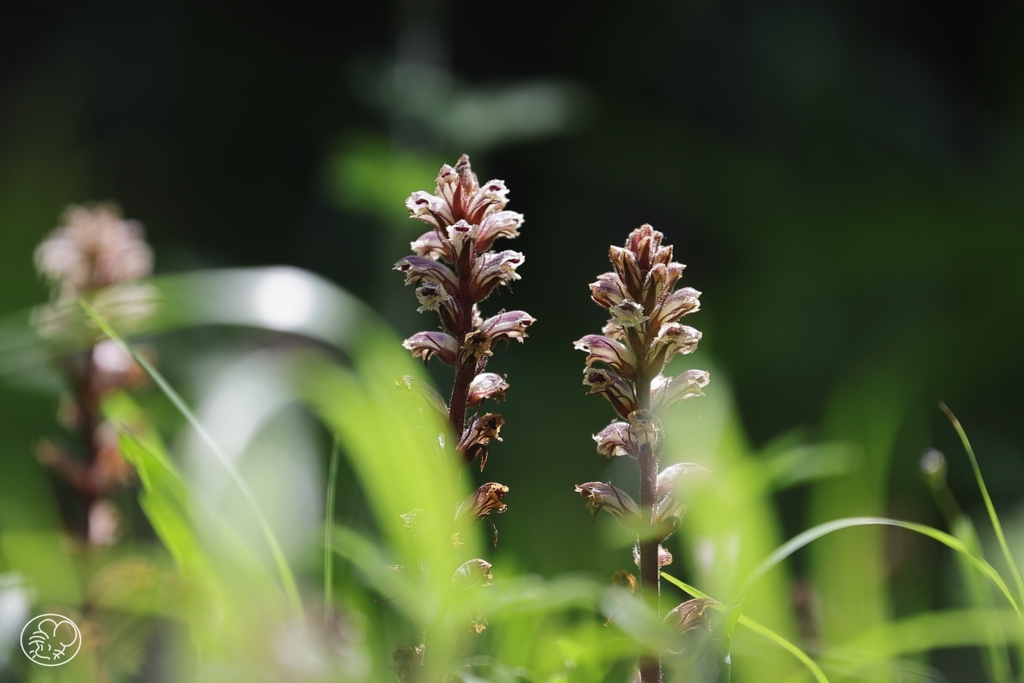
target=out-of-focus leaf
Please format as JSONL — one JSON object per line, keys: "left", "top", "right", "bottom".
{"left": 940, "top": 403, "right": 1024, "bottom": 608}
{"left": 762, "top": 441, "right": 860, "bottom": 491}
{"left": 113, "top": 425, "right": 207, "bottom": 579}
{"left": 739, "top": 516, "right": 1022, "bottom": 621}
{"left": 831, "top": 608, "right": 1020, "bottom": 659}
{"left": 951, "top": 516, "right": 1014, "bottom": 682}
{"left": 85, "top": 301, "right": 302, "bottom": 613}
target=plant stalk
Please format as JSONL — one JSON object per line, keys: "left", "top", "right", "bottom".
{"left": 636, "top": 368, "right": 662, "bottom": 683}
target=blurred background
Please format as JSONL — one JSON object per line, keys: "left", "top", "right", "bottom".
{"left": 2, "top": 1, "right": 1023, "bottom": 681}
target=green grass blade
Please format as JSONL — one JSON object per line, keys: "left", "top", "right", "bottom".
{"left": 324, "top": 436, "right": 341, "bottom": 620}
{"left": 739, "top": 516, "right": 1023, "bottom": 622}
{"left": 940, "top": 402, "right": 1024, "bottom": 609}
{"left": 662, "top": 573, "right": 830, "bottom": 683}
{"left": 81, "top": 299, "right": 302, "bottom": 614}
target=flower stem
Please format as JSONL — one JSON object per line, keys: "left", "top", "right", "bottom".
{"left": 636, "top": 369, "right": 662, "bottom": 683}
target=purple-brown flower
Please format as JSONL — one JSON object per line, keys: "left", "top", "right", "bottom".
{"left": 574, "top": 224, "right": 711, "bottom": 683}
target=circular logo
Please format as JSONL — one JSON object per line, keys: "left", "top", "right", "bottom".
{"left": 19, "top": 614, "right": 81, "bottom": 666}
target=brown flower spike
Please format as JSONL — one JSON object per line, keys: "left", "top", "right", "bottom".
{"left": 31, "top": 204, "right": 159, "bottom": 545}
{"left": 574, "top": 224, "right": 710, "bottom": 683}
{"left": 394, "top": 157, "right": 531, "bottom": 676}
{"left": 397, "top": 155, "right": 534, "bottom": 473}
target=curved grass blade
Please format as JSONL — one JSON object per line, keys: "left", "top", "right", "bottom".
{"left": 81, "top": 300, "right": 303, "bottom": 614}
{"left": 324, "top": 436, "right": 341, "bottom": 620}
{"left": 940, "top": 402, "right": 1024, "bottom": 609}
{"left": 739, "top": 517, "right": 1022, "bottom": 622}
{"left": 661, "top": 573, "right": 829, "bottom": 683}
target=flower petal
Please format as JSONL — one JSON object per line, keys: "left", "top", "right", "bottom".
{"left": 458, "top": 412, "right": 504, "bottom": 469}
{"left": 574, "top": 334, "right": 637, "bottom": 376}
{"left": 656, "top": 286, "right": 701, "bottom": 325}
{"left": 456, "top": 482, "right": 509, "bottom": 526}
{"left": 406, "top": 190, "right": 453, "bottom": 229}
{"left": 453, "top": 559, "right": 494, "bottom": 589}
{"left": 480, "top": 310, "right": 536, "bottom": 344}
{"left": 471, "top": 250, "right": 525, "bottom": 301}
{"left": 414, "top": 281, "right": 454, "bottom": 314}
{"left": 410, "top": 229, "right": 448, "bottom": 260}
{"left": 651, "top": 369, "right": 711, "bottom": 411}
{"left": 402, "top": 331, "right": 458, "bottom": 366}
{"left": 582, "top": 367, "right": 637, "bottom": 418}
{"left": 476, "top": 210, "right": 523, "bottom": 252}
{"left": 593, "top": 421, "right": 635, "bottom": 458}
{"left": 468, "top": 373, "right": 509, "bottom": 406}
{"left": 589, "top": 272, "right": 629, "bottom": 308}
{"left": 464, "top": 178, "right": 510, "bottom": 224}
{"left": 394, "top": 255, "right": 458, "bottom": 293}
{"left": 656, "top": 462, "right": 710, "bottom": 522}
{"left": 648, "top": 323, "right": 701, "bottom": 368}
{"left": 608, "top": 299, "right": 649, "bottom": 329}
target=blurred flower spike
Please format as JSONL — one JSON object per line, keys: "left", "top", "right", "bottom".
{"left": 31, "top": 203, "right": 159, "bottom": 545}
{"left": 33, "top": 203, "right": 158, "bottom": 341}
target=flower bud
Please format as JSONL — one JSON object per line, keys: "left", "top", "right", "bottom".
{"left": 593, "top": 421, "right": 636, "bottom": 458}
{"left": 642, "top": 261, "right": 685, "bottom": 309}
{"left": 467, "top": 373, "right": 509, "bottom": 406}
{"left": 410, "top": 229, "right": 447, "bottom": 260}
{"left": 414, "top": 281, "right": 454, "bottom": 314}
{"left": 632, "top": 542, "right": 673, "bottom": 567}
{"left": 582, "top": 368, "right": 637, "bottom": 418}
{"left": 476, "top": 211, "right": 524, "bottom": 252}
{"left": 627, "top": 409, "right": 662, "bottom": 457}
{"left": 651, "top": 369, "right": 710, "bottom": 411}
{"left": 608, "top": 299, "right": 649, "bottom": 329}
{"left": 665, "top": 597, "right": 718, "bottom": 634}
{"left": 458, "top": 413, "right": 504, "bottom": 469}
{"left": 394, "top": 255, "right": 458, "bottom": 293}
{"left": 590, "top": 272, "right": 629, "bottom": 308}
{"left": 402, "top": 331, "right": 458, "bottom": 366}
{"left": 453, "top": 559, "right": 494, "bottom": 588}
{"left": 471, "top": 250, "right": 525, "bottom": 301}
{"left": 609, "top": 246, "right": 644, "bottom": 299}
{"left": 479, "top": 310, "right": 536, "bottom": 344}
{"left": 575, "top": 482, "right": 641, "bottom": 530}
{"left": 625, "top": 224, "right": 672, "bottom": 270}
{"left": 655, "top": 287, "right": 701, "bottom": 327}
{"left": 574, "top": 334, "right": 637, "bottom": 376}
{"left": 456, "top": 483, "right": 509, "bottom": 527}
{"left": 656, "top": 462, "right": 710, "bottom": 523}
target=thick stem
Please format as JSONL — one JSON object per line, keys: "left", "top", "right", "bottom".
{"left": 448, "top": 358, "right": 478, "bottom": 443}
{"left": 447, "top": 245, "right": 478, "bottom": 444}
{"left": 635, "top": 369, "right": 662, "bottom": 683}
